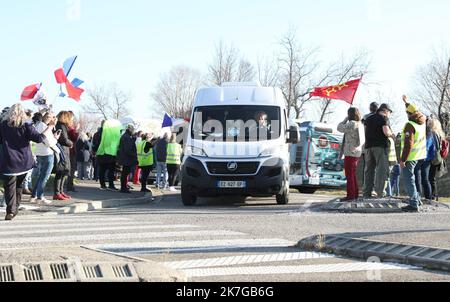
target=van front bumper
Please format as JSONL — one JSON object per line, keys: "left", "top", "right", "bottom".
{"left": 181, "top": 157, "right": 288, "bottom": 197}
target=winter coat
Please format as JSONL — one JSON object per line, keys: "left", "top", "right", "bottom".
{"left": 76, "top": 139, "right": 91, "bottom": 163}
{"left": 155, "top": 138, "right": 168, "bottom": 163}
{"left": 0, "top": 121, "right": 46, "bottom": 174}
{"left": 55, "top": 122, "right": 73, "bottom": 172}
{"left": 117, "top": 131, "right": 138, "bottom": 167}
{"left": 337, "top": 120, "right": 365, "bottom": 158}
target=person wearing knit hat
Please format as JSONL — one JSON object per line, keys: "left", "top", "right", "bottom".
{"left": 400, "top": 95, "right": 427, "bottom": 212}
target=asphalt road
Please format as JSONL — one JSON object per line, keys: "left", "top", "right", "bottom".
{"left": 1, "top": 191, "right": 450, "bottom": 282}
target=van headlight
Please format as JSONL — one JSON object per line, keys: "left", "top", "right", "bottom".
{"left": 186, "top": 145, "right": 208, "bottom": 157}
{"left": 259, "top": 145, "right": 284, "bottom": 158}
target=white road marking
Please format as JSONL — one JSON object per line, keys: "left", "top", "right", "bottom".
{"left": 182, "top": 263, "right": 416, "bottom": 278}
{"left": 0, "top": 230, "right": 246, "bottom": 246}
{"left": 163, "top": 252, "right": 335, "bottom": 269}
{"left": 0, "top": 221, "right": 167, "bottom": 230}
{"left": 0, "top": 217, "right": 133, "bottom": 225}
{"left": 0, "top": 225, "right": 200, "bottom": 236}
{"left": 92, "top": 238, "right": 296, "bottom": 255}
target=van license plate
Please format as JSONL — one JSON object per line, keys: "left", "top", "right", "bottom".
{"left": 218, "top": 181, "right": 247, "bottom": 188}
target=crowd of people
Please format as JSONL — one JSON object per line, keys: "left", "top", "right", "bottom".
{"left": 0, "top": 104, "right": 183, "bottom": 221}
{"left": 338, "top": 95, "right": 449, "bottom": 212}
{"left": 1, "top": 96, "right": 448, "bottom": 220}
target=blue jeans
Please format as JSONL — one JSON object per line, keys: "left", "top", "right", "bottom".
{"left": 32, "top": 155, "right": 55, "bottom": 199}
{"left": 402, "top": 161, "right": 422, "bottom": 208}
{"left": 156, "top": 162, "right": 168, "bottom": 188}
{"left": 414, "top": 160, "right": 432, "bottom": 200}
{"left": 23, "top": 170, "right": 33, "bottom": 190}
{"left": 389, "top": 164, "right": 401, "bottom": 197}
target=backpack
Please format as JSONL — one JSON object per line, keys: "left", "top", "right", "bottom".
{"left": 441, "top": 139, "right": 449, "bottom": 159}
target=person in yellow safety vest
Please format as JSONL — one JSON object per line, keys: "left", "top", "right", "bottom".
{"left": 137, "top": 133, "right": 158, "bottom": 193}
{"left": 166, "top": 133, "right": 183, "bottom": 192}
{"left": 400, "top": 95, "right": 427, "bottom": 213}
{"left": 385, "top": 135, "right": 398, "bottom": 197}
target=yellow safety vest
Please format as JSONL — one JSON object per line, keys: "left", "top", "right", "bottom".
{"left": 401, "top": 121, "right": 427, "bottom": 162}
{"left": 166, "top": 143, "right": 182, "bottom": 165}
{"left": 388, "top": 138, "right": 397, "bottom": 163}
{"left": 137, "top": 141, "right": 154, "bottom": 167}
{"left": 31, "top": 142, "right": 37, "bottom": 155}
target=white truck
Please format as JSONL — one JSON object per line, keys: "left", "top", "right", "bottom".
{"left": 180, "top": 83, "right": 299, "bottom": 206}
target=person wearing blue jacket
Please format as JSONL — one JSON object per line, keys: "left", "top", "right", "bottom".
{"left": 414, "top": 118, "right": 437, "bottom": 201}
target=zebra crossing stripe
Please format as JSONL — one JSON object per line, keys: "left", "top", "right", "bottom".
{"left": 0, "top": 225, "right": 200, "bottom": 236}
{"left": 0, "top": 230, "right": 246, "bottom": 246}
{"left": 0, "top": 221, "right": 162, "bottom": 231}
{"left": 182, "top": 263, "right": 416, "bottom": 278}
{"left": 0, "top": 216, "right": 133, "bottom": 225}
{"left": 163, "top": 252, "right": 335, "bottom": 269}
{"left": 92, "top": 239, "right": 296, "bottom": 255}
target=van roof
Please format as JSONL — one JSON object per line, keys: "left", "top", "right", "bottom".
{"left": 194, "top": 85, "right": 285, "bottom": 107}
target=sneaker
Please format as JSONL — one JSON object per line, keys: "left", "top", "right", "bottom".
{"left": 23, "top": 189, "right": 32, "bottom": 195}
{"left": 39, "top": 198, "right": 53, "bottom": 205}
{"left": 61, "top": 193, "right": 72, "bottom": 200}
{"left": 169, "top": 187, "right": 178, "bottom": 192}
{"left": 402, "top": 205, "right": 419, "bottom": 213}
{"left": 29, "top": 197, "right": 38, "bottom": 204}
{"left": 108, "top": 187, "right": 119, "bottom": 191}
{"left": 5, "top": 214, "right": 14, "bottom": 221}
{"left": 120, "top": 189, "right": 132, "bottom": 194}
{"left": 141, "top": 188, "right": 152, "bottom": 193}
{"left": 54, "top": 194, "right": 68, "bottom": 201}
{"left": 100, "top": 186, "right": 108, "bottom": 191}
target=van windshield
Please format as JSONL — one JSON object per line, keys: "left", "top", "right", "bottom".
{"left": 191, "top": 105, "right": 282, "bottom": 142}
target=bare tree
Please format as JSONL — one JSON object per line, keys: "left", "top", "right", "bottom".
{"left": 84, "top": 83, "right": 131, "bottom": 120}
{"left": 317, "top": 51, "right": 370, "bottom": 122}
{"left": 208, "top": 41, "right": 255, "bottom": 86}
{"left": 257, "top": 54, "right": 280, "bottom": 87}
{"left": 236, "top": 59, "right": 256, "bottom": 82}
{"left": 278, "top": 29, "right": 326, "bottom": 118}
{"left": 152, "top": 65, "right": 202, "bottom": 119}
{"left": 413, "top": 47, "right": 450, "bottom": 133}
{"left": 77, "top": 112, "right": 100, "bottom": 135}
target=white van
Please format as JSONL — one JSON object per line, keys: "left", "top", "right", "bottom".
{"left": 181, "top": 83, "right": 300, "bottom": 206}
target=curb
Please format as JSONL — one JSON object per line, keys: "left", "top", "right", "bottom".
{"left": 298, "top": 235, "right": 450, "bottom": 272}
{"left": 322, "top": 198, "right": 450, "bottom": 214}
{"left": 41, "top": 192, "right": 164, "bottom": 216}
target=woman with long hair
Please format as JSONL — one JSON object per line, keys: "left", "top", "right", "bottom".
{"left": 54, "top": 111, "right": 74, "bottom": 201}
{"left": 429, "top": 117, "right": 446, "bottom": 201}
{"left": 0, "top": 104, "right": 56, "bottom": 220}
{"left": 337, "top": 107, "right": 365, "bottom": 202}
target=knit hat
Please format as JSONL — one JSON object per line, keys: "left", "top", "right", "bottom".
{"left": 406, "top": 104, "right": 419, "bottom": 114}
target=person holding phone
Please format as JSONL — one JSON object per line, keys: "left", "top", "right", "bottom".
{"left": 30, "top": 112, "right": 61, "bottom": 205}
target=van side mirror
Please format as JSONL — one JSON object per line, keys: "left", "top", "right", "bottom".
{"left": 287, "top": 126, "right": 300, "bottom": 144}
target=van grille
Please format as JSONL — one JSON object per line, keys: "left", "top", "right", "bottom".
{"left": 206, "top": 162, "right": 259, "bottom": 175}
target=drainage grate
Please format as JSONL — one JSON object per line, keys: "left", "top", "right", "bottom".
{"left": 0, "top": 266, "right": 14, "bottom": 282}
{"left": 112, "top": 264, "right": 133, "bottom": 278}
{"left": 83, "top": 265, "right": 103, "bottom": 279}
{"left": 24, "top": 264, "right": 44, "bottom": 281}
{"left": 50, "top": 263, "right": 71, "bottom": 280}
